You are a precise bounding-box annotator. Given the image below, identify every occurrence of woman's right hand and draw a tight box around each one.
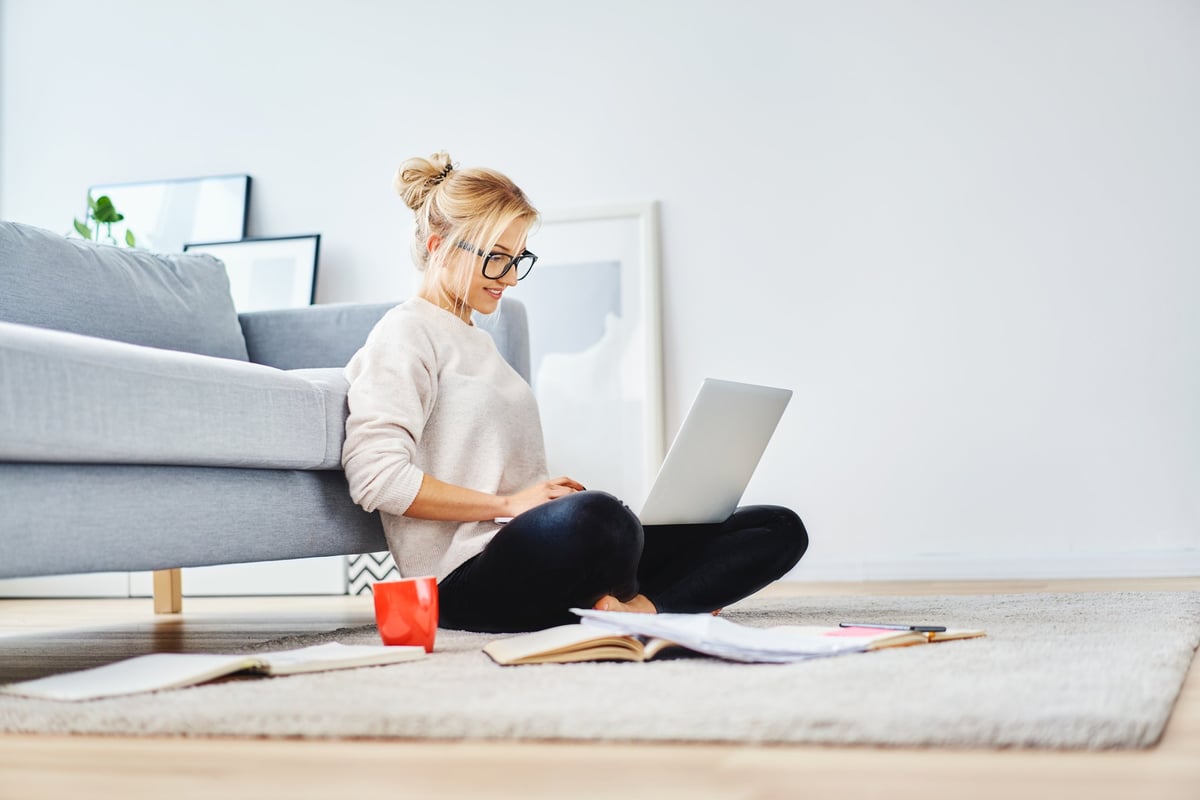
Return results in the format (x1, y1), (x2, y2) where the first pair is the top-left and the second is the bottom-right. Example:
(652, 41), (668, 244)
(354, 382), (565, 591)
(503, 476), (586, 517)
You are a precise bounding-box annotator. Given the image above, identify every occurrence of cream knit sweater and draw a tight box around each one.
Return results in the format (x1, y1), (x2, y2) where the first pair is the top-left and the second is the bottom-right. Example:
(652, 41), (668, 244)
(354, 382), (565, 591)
(341, 297), (548, 581)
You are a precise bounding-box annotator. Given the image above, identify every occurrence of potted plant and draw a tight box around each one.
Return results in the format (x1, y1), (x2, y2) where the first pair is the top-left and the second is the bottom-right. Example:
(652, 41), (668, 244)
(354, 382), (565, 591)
(73, 193), (137, 246)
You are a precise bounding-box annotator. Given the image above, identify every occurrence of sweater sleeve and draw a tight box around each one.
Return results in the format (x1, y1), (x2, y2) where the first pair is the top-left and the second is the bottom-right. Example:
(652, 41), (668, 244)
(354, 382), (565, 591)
(341, 312), (436, 516)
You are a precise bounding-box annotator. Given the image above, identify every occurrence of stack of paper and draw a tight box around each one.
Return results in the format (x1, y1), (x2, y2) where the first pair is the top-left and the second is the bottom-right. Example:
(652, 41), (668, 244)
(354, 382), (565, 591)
(571, 610), (896, 663)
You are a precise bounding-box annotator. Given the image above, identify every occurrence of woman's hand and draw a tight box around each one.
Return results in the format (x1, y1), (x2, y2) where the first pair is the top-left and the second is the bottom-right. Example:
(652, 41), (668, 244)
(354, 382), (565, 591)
(403, 475), (585, 522)
(503, 476), (586, 517)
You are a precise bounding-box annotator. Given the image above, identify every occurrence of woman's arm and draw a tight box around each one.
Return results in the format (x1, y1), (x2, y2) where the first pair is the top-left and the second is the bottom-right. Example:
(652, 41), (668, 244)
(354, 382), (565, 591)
(342, 316), (438, 517)
(405, 475), (586, 521)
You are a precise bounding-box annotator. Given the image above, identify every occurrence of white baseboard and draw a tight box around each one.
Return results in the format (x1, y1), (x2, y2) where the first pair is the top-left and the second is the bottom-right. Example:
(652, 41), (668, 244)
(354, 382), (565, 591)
(0, 557), (349, 599)
(0, 572), (131, 598)
(785, 549), (1200, 582)
(127, 557), (349, 597)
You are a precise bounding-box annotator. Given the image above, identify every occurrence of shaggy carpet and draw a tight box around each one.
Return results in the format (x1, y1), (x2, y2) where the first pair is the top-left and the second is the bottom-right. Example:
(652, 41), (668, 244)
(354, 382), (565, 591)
(1, 591), (1196, 749)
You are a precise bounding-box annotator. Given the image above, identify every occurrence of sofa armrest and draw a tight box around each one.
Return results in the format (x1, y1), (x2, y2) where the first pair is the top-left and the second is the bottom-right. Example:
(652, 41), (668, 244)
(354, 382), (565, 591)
(239, 302), (395, 370)
(239, 298), (533, 382)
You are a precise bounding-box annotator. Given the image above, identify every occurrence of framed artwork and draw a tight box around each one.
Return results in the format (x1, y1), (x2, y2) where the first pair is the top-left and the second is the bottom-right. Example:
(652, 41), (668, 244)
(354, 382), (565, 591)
(86, 174), (251, 252)
(183, 234), (320, 313)
(514, 202), (664, 509)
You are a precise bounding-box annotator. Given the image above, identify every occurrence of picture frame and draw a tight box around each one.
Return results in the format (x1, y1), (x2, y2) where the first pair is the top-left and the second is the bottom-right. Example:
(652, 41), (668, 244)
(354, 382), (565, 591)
(514, 202), (665, 509)
(183, 234), (320, 313)
(86, 174), (251, 253)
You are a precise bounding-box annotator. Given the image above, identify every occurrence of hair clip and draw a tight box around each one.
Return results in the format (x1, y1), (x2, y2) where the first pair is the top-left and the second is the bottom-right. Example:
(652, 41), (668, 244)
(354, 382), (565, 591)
(429, 162), (454, 187)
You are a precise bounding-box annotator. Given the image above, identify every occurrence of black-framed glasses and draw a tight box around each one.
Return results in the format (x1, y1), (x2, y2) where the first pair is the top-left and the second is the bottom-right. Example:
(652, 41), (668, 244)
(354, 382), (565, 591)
(455, 240), (537, 281)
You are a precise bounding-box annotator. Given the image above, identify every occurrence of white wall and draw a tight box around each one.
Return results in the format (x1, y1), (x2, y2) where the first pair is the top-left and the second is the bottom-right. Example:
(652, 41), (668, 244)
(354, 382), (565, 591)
(3, 0), (1197, 580)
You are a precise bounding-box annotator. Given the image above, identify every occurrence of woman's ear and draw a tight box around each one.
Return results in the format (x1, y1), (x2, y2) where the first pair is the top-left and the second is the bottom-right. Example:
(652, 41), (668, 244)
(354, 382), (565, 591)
(426, 234), (443, 255)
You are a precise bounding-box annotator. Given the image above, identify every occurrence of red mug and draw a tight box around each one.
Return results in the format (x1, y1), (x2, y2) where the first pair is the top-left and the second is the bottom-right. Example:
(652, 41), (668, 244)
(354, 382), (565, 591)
(372, 576), (438, 653)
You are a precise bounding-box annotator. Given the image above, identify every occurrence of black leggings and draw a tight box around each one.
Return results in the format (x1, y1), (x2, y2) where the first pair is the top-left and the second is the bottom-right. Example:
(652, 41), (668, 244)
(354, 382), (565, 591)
(437, 491), (808, 633)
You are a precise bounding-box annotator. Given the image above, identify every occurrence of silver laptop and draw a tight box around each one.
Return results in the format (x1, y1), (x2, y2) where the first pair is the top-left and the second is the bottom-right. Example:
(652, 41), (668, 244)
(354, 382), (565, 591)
(638, 378), (792, 526)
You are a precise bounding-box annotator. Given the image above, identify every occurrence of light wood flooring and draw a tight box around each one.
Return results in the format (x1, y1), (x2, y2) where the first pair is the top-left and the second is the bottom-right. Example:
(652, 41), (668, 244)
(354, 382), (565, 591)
(0, 578), (1197, 800)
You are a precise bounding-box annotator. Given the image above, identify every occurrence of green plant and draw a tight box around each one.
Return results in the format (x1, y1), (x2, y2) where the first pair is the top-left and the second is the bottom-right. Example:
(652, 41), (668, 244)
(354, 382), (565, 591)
(73, 193), (137, 246)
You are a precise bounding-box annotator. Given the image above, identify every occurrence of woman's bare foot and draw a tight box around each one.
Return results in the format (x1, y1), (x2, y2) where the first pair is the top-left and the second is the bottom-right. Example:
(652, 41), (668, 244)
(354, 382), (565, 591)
(593, 593), (657, 614)
(712, 608), (723, 616)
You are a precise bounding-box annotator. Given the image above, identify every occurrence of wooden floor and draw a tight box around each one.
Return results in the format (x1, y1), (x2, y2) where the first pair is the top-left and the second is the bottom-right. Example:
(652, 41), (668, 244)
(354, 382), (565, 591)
(0, 578), (1197, 800)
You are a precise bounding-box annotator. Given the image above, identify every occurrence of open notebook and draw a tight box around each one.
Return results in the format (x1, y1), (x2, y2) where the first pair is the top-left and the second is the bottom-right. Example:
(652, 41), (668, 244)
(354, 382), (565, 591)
(483, 611), (986, 665)
(0, 642), (425, 701)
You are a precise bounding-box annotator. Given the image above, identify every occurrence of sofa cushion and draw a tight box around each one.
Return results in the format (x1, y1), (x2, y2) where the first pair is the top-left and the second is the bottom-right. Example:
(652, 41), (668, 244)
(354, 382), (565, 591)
(0, 321), (341, 469)
(239, 303), (395, 369)
(0, 220), (248, 360)
(289, 367), (351, 467)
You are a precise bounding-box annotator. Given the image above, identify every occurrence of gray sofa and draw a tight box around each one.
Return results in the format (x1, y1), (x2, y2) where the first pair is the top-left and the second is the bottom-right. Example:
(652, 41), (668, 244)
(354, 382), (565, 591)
(0, 220), (531, 610)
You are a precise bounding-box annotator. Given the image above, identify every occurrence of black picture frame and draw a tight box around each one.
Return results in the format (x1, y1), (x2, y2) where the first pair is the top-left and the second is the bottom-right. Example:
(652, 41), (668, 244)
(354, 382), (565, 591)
(86, 174), (251, 252)
(184, 234), (320, 313)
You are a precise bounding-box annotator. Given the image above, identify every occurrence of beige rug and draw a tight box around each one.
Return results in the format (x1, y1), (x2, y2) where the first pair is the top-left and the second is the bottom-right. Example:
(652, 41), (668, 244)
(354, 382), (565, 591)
(1, 592), (1196, 749)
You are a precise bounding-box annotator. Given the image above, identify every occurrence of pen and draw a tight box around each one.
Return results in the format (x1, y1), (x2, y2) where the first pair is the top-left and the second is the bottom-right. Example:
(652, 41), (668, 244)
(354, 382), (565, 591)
(839, 622), (947, 632)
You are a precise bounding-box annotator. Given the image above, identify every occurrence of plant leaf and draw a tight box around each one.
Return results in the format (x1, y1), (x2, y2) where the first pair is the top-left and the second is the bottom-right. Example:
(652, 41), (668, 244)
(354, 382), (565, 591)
(125, 229), (136, 247)
(93, 195), (124, 224)
(73, 218), (92, 239)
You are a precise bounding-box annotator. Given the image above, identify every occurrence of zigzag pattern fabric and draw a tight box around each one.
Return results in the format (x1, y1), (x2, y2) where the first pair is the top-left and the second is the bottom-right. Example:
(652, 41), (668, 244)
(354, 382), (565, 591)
(346, 552), (400, 595)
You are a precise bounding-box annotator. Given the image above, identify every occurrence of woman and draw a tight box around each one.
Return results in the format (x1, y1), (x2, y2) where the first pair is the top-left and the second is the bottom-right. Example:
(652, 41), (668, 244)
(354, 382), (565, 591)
(342, 151), (808, 633)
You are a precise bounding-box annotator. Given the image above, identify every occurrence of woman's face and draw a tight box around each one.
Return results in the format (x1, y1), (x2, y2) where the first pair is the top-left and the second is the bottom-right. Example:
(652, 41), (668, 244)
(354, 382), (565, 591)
(435, 217), (529, 322)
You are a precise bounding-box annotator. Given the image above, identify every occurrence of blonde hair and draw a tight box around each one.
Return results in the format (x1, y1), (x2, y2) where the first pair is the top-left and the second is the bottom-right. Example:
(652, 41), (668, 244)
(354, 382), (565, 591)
(395, 151), (538, 298)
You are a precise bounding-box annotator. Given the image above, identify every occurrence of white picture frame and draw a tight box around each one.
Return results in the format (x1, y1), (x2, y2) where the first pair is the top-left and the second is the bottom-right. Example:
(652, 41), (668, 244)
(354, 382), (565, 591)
(87, 174), (250, 252)
(516, 202), (664, 510)
(184, 234), (320, 313)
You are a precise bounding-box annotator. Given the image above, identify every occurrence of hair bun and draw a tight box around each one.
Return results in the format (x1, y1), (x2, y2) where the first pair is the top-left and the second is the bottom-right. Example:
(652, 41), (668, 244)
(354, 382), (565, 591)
(395, 151), (454, 211)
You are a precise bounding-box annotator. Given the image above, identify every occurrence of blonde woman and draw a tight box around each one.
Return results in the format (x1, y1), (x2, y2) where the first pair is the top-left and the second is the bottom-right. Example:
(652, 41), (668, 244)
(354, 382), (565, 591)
(342, 152), (808, 633)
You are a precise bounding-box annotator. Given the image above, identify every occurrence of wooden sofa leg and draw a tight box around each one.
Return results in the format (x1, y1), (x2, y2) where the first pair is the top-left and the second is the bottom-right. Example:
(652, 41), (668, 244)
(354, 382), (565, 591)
(153, 568), (183, 614)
